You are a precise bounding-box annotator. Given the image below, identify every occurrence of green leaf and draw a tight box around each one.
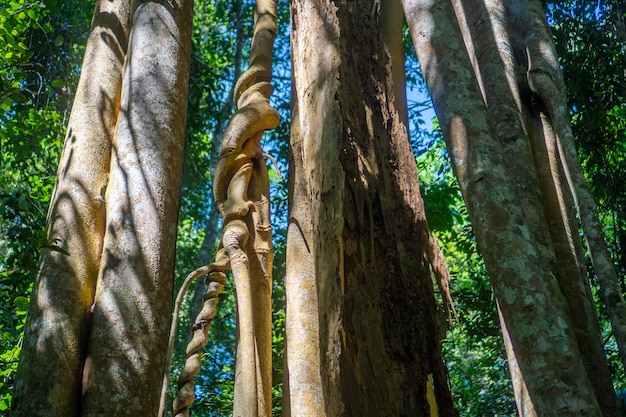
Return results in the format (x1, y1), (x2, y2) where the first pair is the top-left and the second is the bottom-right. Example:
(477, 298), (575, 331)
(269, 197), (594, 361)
(0, 397), (10, 411)
(13, 296), (29, 311)
(1, 97), (13, 110)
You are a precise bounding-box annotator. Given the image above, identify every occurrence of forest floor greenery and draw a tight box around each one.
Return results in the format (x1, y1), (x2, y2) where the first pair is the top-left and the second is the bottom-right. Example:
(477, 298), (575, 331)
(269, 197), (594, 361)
(1, 0), (625, 415)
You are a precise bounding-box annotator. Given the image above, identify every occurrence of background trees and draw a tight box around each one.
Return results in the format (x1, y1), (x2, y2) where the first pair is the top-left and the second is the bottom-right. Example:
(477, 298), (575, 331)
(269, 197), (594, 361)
(2, 0), (625, 415)
(1, 0), (92, 409)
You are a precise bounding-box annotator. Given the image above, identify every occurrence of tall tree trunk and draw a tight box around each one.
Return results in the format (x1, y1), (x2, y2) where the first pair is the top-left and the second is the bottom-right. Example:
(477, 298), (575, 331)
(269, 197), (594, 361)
(80, 0), (193, 414)
(12, 1), (131, 415)
(529, 112), (618, 414)
(403, 0), (607, 414)
(290, 0), (453, 415)
(452, 0), (618, 413)
(507, 0), (626, 375)
(380, 0), (409, 127)
(497, 302), (536, 417)
(283, 65), (326, 417)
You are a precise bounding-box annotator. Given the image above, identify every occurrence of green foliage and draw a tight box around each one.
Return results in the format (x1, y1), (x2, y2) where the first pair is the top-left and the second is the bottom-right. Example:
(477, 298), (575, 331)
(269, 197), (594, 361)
(404, 31), (438, 156)
(416, 130), (516, 415)
(413, 3), (626, 413)
(0, 0), (92, 408)
(2, 0), (625, 415)
(0, 0), (48, 110)
(547, 0), (626, 390)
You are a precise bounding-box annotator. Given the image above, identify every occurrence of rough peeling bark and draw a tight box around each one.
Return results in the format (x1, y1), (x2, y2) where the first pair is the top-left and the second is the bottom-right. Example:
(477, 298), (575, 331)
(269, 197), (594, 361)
(12, 1), (131, 415)
(291, 0), (453, 415)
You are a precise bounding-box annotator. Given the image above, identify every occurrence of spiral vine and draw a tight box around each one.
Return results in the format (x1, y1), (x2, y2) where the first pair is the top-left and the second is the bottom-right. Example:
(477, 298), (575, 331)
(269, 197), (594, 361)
(169, 0), (279, 415)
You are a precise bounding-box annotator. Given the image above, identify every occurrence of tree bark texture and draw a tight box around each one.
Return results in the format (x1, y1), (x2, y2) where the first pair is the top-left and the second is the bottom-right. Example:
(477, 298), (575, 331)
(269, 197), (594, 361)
(283, 71), (326, 416)
(291, 1), (453, 416)
(528, 112), (617, 414)
(380, 0), (409, 128)
(497, 303), (536, 417)
(507, 0), (626, 377)
(80, 0), (193, 415)
(452, 0), (618, 413)
(403, 0), (611, 414)
(12, 1), (131, 415)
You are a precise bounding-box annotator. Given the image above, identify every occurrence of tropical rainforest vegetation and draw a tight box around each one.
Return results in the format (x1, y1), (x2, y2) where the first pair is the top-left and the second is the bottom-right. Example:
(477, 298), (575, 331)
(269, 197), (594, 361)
(1, 0), (625, 415)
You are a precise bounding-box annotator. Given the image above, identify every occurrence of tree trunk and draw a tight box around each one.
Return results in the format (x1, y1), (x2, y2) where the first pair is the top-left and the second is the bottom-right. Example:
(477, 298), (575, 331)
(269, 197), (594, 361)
(529, 112), (618, 414)
(452, 0), (618, 413)
(283, 68), (326, 416)
(497, 302), (536, 417)
(508, 0), (626, 376)
(80, 0), (193, 414)
(403, 0), (607, 414)
(380, 0), (409, 127)
(12, 1), (131, 415)
(290, 1), (453, 415)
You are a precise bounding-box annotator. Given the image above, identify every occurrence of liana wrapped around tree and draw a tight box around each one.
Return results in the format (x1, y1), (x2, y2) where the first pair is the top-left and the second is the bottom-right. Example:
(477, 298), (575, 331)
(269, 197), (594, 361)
(7, 0), (626, 416)
(168, 0), (279, 416)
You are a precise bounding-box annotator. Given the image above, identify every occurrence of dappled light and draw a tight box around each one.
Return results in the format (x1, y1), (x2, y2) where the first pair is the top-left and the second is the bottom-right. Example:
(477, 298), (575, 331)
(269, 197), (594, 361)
(172, 0), (278, 415)
(3, 0), (626, 416)
(82, 1), (193, 415)
(404, 0), (624, 414)
(11, 1), (130, 414)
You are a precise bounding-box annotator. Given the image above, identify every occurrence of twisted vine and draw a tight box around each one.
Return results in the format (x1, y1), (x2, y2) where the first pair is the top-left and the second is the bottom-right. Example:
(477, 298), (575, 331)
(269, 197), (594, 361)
(169, 0), (278, 416)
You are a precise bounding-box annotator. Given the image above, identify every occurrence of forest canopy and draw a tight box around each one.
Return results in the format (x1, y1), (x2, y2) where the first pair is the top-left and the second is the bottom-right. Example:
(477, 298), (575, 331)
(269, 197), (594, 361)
(1, 0), (626, 415)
